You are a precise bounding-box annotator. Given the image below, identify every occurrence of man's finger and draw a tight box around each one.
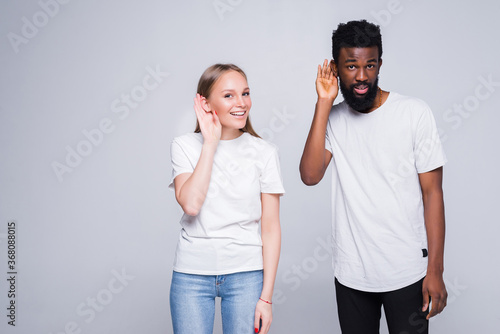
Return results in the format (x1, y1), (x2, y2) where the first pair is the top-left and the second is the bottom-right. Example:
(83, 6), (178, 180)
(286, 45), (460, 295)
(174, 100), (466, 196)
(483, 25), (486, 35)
(422, 288), (429, 312)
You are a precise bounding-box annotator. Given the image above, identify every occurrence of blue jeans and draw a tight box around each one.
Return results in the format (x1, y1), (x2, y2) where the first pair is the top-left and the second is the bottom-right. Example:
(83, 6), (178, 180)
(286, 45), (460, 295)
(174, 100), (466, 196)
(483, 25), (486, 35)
(170, 270), (263, 334)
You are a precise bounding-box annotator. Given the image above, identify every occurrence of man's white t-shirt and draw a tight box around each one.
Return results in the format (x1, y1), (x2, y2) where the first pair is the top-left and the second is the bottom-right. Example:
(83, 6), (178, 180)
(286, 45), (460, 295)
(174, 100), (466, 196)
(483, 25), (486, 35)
(169, 132), (285, 275)
(325, 92), (447, 292)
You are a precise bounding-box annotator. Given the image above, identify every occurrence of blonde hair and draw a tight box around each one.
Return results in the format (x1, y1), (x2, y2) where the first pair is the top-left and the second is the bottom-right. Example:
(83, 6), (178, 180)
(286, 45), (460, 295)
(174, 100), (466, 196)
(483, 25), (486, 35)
(194, 64), (260, 138)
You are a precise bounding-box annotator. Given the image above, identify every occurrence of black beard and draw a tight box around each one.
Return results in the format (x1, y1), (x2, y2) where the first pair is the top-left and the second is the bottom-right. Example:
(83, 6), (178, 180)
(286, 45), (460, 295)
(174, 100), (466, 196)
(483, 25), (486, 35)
(339, 77), (379, 112)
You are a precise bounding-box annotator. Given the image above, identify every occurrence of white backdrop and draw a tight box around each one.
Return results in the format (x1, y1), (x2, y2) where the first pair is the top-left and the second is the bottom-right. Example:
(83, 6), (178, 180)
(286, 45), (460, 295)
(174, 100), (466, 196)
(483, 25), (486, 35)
(1, 0), (499, 333)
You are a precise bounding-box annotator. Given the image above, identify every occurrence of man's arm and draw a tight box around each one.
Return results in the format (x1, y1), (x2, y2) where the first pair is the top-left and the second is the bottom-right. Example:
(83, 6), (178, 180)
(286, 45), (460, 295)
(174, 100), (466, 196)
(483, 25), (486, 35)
(299, 60), (337, 185)
(419, 167), (447, 319)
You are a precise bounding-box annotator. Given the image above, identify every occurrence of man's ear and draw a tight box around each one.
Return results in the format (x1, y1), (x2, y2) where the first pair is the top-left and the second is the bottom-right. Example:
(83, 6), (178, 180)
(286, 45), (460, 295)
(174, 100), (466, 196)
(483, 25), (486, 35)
(378, 58), (383, 71)
(330, 60), (338, 77)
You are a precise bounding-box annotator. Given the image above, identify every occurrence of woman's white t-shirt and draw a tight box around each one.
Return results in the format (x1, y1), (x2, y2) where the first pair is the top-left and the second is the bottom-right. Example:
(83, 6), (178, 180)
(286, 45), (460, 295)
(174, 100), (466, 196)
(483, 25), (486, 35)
(169, 132), (285, 275)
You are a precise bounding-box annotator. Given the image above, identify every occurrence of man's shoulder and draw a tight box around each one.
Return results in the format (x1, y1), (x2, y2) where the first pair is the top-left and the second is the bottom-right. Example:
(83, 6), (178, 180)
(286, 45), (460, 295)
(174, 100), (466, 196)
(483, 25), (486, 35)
(329, 101), (350, 122)
(331, 100), (349, 112)
(389, 92), (430, 110)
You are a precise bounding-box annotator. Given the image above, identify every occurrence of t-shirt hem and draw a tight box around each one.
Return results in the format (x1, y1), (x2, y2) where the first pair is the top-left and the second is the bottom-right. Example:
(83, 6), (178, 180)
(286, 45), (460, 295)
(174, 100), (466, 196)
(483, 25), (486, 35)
(417, 158), (447, 174)
(261, 189), (286, 195)
(168, 170), (194, 189)
(173, 265), (264, 276)
(334, 270), (427, 293)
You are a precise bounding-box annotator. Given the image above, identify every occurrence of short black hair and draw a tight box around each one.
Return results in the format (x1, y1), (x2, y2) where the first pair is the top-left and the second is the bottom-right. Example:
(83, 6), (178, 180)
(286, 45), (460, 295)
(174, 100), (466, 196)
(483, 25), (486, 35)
(332, 20), (382, 64)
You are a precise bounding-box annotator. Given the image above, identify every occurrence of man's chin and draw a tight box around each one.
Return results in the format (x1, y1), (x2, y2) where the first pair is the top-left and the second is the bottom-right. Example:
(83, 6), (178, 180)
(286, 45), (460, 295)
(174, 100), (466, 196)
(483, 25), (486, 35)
(346, 97), (374, 112)
(339, 77), (379, 112)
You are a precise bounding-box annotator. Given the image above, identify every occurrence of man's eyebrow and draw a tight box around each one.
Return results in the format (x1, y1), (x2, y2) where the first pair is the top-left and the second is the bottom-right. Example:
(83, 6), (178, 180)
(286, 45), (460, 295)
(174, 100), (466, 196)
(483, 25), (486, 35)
(344, 58), (377, 63)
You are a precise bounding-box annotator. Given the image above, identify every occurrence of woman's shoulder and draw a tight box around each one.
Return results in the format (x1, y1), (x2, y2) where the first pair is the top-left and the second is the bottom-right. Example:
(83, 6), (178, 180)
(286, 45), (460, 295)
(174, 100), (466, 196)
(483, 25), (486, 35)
(240, 133), (279, 158)
(172, 132), (203, 147)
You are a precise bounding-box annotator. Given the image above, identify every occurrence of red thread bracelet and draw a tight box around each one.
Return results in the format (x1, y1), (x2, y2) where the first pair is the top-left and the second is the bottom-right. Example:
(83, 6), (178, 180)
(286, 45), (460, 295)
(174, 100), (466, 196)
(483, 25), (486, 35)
(259, 298), (272, 304)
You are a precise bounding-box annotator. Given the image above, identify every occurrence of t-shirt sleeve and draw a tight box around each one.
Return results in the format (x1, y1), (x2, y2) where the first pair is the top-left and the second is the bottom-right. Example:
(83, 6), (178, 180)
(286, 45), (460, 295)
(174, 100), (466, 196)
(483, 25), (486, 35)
(260, 147), (285, 195)
(169, 139), (195, 190)
(414, 104), (447, 173)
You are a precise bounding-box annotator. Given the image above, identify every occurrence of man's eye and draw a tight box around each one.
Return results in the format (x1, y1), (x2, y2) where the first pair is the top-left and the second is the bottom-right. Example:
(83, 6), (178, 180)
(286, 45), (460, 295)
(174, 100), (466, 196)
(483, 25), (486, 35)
(347, 65), (355, 70)
(367, 64), (375, 69)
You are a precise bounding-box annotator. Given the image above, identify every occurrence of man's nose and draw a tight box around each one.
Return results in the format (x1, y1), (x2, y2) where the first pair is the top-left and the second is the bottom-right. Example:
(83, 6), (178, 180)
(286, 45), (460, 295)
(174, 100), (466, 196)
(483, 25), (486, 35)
(356, 68), (367, 81)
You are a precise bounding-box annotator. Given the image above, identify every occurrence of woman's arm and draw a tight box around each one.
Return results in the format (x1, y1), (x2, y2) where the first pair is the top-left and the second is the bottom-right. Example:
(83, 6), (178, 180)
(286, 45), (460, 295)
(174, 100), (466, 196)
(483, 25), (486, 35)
(174, 94), (221, 216)
(254, 193), (281, 334)
(174, 143), (217, 216)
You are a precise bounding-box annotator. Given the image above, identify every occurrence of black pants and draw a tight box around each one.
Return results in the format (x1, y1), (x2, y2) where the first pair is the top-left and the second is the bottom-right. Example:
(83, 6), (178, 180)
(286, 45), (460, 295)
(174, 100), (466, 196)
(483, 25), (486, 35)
(335, 277), (429, 334)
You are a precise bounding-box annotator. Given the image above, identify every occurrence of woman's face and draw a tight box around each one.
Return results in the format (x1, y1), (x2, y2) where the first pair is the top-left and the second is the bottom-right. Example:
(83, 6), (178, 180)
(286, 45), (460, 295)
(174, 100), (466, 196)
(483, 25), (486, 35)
(205, 70), (251, 139)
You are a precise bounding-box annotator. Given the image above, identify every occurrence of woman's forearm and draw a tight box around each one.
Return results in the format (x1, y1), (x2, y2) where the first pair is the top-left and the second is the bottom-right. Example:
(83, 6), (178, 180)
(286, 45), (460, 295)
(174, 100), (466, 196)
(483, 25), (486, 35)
(175, 142), (218, 216)
(260, 193), (281, 301)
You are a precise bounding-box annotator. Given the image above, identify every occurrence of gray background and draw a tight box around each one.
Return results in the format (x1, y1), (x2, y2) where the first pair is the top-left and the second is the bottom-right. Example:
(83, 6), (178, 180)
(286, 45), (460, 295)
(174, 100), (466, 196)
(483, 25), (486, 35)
(1, 0), (499, 333)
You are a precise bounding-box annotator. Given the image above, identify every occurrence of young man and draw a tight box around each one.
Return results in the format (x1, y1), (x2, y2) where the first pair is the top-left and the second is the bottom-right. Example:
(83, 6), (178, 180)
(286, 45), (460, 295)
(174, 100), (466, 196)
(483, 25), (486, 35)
(299, 20), (447, 333)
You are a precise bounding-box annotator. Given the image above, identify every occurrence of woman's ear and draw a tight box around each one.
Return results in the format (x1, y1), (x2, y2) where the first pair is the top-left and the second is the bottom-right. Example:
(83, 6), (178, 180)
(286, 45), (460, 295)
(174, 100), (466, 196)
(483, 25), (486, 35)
(200, 95), (211, 112)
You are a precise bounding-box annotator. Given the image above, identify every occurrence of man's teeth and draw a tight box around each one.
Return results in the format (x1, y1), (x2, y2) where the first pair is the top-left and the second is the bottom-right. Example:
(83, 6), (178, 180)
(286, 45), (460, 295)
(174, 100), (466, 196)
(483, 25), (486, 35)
(230, 111), (245, 116)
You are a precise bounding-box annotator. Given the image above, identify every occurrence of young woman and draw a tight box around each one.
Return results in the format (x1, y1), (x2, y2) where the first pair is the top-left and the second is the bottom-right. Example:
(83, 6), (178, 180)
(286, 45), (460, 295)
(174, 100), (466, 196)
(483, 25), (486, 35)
(169, 64), (284, 334)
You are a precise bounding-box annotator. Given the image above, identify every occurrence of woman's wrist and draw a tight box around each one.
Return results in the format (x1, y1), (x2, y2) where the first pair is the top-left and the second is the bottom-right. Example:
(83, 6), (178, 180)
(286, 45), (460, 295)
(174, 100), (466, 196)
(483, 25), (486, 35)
(259, 288), (273, 304)
(202, 141), (218, 152)
(259, 297), (272, 305)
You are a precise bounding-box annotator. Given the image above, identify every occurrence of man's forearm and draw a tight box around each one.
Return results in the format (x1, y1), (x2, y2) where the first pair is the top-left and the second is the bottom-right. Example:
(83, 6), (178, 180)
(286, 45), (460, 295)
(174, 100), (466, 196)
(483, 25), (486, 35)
(299, 98), (334, 185)
(424, 189), (445, 273)
(419, 168), (446, 273)
(421, 175), (448, 318)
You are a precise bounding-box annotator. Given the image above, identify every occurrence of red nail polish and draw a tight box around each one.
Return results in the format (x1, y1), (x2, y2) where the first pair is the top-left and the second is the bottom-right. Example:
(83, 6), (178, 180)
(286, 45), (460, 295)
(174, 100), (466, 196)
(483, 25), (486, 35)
(255, 328), (258, 333)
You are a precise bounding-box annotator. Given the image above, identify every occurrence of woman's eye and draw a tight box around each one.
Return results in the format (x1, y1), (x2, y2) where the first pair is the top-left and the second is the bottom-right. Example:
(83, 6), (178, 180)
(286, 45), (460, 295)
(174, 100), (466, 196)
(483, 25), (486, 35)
(243, 92), (250, 96)
(224, 94), (232, 98)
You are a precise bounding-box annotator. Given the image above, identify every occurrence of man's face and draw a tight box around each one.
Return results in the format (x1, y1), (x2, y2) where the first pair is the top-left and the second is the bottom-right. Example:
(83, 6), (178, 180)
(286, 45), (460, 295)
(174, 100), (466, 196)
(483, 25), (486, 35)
(335, 46), (382, 112)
